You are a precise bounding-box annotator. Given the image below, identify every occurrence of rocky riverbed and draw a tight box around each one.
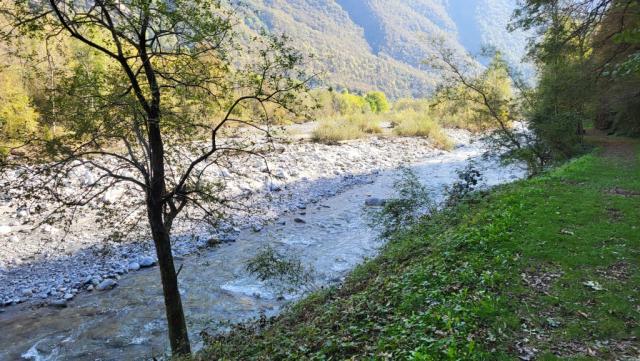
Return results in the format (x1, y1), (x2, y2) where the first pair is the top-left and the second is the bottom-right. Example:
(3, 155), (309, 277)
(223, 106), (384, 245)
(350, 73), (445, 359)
(0, 129), (476, 307)
(0, 128), (526, 360)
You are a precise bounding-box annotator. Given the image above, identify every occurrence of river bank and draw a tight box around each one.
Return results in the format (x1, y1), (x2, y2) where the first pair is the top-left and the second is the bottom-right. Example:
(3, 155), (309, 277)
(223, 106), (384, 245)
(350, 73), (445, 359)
(194, 135), (640, 360)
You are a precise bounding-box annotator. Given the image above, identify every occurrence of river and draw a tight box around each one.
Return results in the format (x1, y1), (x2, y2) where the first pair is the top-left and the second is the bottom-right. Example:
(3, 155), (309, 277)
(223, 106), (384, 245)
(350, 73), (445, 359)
(0, 139), (524, 360)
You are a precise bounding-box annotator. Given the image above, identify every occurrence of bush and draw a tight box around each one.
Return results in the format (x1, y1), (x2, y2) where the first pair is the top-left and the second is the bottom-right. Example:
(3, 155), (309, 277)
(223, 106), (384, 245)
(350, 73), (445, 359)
(246, 246), (315, 295)
(347, 113), (382, 134)
(391, 110), (453, 150)
(364, 91), (390, 113)
(311, 119), (367, 143)
(444, 164), (483, 207)
(367, 167), (435, 238)
(392, 98), (432, 113)
(311, 114), (382, 143)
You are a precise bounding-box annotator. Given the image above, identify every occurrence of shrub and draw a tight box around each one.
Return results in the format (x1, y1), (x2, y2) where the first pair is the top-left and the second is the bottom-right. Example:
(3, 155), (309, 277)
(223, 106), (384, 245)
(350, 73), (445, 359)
(391, 110), (453, 150)
(367, 167), (435, 238)
(444, 164), (483, 207)
(246, 246), (315, 295)
(392, 98), (432, 113)
(311, 119), (366, 143)
(347, 113), (382, 134)
(337, 91), (370, 115)
(364, 91), (390, 113)
(311, 113), (383, 143)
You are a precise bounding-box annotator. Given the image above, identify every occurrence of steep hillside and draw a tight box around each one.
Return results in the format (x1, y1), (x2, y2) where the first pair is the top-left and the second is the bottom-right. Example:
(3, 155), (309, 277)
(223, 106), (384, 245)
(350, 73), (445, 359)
(238, 0), (530, 98)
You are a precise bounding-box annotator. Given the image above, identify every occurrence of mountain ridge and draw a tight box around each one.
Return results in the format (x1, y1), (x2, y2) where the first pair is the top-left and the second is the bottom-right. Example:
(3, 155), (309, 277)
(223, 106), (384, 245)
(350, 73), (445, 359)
(238, 0), (528, 98)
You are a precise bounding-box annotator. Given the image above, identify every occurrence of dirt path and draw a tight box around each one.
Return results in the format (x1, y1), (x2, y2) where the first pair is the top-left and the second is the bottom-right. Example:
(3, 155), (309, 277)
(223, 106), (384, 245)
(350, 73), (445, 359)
(584, 129), (638, 162)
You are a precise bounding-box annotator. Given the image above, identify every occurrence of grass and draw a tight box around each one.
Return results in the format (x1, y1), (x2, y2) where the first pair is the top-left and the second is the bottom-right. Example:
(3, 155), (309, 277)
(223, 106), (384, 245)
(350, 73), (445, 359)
(391, 110), (454, 150)
(311, 114), (381, 144)
(193, 135), (640, 360)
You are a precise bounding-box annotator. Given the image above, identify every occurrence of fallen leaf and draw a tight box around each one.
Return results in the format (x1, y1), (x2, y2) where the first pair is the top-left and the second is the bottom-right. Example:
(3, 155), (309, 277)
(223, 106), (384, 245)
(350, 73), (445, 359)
(583, 280), (605, 291)
(577, 311), (590, 318)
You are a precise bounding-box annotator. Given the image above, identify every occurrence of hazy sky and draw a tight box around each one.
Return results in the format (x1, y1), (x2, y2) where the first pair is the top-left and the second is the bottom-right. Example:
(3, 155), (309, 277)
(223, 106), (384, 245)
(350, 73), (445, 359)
(447, 0), (534, 76)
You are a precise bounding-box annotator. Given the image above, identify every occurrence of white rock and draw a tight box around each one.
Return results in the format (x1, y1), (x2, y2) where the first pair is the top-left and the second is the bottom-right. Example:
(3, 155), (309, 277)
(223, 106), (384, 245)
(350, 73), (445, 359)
(0, 225), (11, 235)
(138, 256), (155, 268)
(96, 279), (117, 291)
(128, 262), (141, 271)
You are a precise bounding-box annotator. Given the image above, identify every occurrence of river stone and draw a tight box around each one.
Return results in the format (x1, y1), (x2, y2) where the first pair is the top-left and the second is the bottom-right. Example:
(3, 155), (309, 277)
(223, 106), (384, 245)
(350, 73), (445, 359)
(293, 217), (306, 224)
(0, 225), (11, 235)
(138, 257), (155, 268)
(96, 279), (117, 291)
(219, 234), (238, 243)
(20, 288), (33, 297)
(128, 262), (141, 271)
(49, 299), (67, 308)
(365, 198), (387, 207)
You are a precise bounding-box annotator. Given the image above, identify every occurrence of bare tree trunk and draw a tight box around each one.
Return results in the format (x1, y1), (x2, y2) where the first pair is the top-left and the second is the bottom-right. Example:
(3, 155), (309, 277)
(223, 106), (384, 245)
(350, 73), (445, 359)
(147, 108), (191, 355)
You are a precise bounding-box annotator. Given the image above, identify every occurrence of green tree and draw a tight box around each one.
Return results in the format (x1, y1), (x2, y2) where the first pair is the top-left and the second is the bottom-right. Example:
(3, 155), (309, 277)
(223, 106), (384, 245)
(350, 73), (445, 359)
(365, 91), (390, 113)
(1, 0), (311, 355)
(0, 66), (39, 142)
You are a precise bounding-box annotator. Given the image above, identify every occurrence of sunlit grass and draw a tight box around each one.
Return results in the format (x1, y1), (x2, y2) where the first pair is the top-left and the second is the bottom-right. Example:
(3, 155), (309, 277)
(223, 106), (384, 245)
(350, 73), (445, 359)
(391, 110), (453, 150)
(311, 114), (382, 144)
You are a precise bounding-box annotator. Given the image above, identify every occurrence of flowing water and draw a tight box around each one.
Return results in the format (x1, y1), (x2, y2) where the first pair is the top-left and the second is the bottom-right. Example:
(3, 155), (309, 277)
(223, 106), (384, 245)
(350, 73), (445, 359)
(0, 141), (524, 361)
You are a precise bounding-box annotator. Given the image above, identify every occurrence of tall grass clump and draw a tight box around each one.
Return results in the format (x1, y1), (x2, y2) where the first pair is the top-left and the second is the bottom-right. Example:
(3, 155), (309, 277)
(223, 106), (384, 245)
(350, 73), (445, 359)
(391, 110), (453, 150)
(347, 113), (382, 134)
(311, 119), (366, 144)
(311, 114), (382, 144)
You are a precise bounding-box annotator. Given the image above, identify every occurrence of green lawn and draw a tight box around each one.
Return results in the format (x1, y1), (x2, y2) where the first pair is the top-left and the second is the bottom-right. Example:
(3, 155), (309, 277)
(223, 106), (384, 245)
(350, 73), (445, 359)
(194, 137), (640, 360)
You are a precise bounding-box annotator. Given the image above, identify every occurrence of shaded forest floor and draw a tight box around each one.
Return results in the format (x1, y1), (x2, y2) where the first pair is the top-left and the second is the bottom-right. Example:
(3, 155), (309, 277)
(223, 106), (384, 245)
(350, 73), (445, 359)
(191, 135), (640, 360)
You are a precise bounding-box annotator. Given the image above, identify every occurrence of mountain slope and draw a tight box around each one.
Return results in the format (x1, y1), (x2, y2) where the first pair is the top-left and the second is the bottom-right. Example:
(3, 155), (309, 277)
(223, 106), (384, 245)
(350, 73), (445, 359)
(238, 0), (529, 98)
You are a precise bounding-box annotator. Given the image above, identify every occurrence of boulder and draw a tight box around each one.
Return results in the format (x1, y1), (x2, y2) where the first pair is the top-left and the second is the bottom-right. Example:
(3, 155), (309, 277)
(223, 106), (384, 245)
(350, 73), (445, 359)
(96, 279), (117, 291)
(138, 257), (155, 268)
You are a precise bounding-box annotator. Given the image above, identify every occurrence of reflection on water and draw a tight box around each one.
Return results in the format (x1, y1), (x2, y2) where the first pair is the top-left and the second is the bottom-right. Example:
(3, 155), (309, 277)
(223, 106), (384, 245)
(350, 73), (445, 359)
(0, 142), (524, 360)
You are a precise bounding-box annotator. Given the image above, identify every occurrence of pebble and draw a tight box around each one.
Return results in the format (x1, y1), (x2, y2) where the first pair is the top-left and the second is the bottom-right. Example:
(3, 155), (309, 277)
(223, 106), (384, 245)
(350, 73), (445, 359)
(49, 299), (67, 308)
(365, 197), (387, 207)
(128, 262), (141, 271)
(293, 218), (306, 224)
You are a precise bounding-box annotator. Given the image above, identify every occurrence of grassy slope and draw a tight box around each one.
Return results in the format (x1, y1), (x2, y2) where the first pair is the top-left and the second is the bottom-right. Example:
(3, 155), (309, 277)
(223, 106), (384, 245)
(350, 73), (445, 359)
(196, 136), (640, 360)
